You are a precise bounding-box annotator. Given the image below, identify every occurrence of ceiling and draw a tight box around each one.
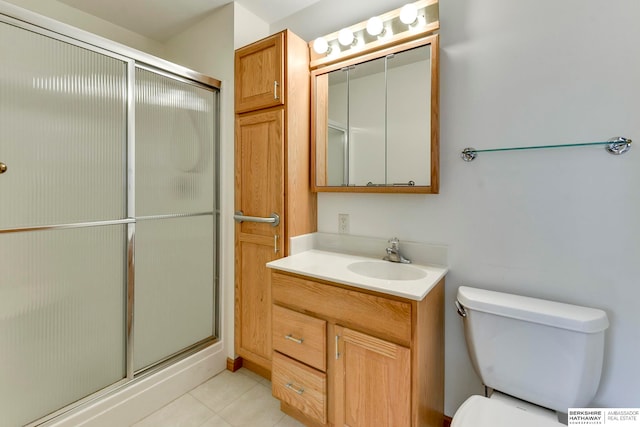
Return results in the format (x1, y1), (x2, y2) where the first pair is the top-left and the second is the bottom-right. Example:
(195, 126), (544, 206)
(56, 0), (322, 41)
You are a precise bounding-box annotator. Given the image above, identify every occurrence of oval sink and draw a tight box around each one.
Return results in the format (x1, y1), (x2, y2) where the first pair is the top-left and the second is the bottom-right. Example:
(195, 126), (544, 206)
(347, 261), (427, 281)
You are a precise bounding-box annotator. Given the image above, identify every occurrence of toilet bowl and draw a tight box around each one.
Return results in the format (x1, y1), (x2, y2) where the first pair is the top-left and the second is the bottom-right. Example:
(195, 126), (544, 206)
(452, 393), (563, 427)
(452, 286), (609, 426)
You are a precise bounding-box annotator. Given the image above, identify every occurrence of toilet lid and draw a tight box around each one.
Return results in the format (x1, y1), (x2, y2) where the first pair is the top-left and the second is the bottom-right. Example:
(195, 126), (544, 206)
(451, 395), (564, 427)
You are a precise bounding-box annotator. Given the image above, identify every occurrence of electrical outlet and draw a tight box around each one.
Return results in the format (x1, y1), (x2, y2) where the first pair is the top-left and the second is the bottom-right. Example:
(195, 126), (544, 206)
(338, 213), (350, 234)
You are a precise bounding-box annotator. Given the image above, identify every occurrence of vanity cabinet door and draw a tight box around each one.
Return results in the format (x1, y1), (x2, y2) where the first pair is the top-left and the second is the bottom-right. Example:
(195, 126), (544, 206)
(235, 32), (284, 113)
(334, 326), (411, 427)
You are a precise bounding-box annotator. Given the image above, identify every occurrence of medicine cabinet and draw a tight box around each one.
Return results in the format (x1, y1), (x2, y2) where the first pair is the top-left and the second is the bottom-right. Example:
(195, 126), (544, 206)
(312, 34), (438, 193)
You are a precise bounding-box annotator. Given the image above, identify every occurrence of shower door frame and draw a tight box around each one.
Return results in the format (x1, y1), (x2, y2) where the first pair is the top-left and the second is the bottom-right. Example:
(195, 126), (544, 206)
(0, 5), (221, 426)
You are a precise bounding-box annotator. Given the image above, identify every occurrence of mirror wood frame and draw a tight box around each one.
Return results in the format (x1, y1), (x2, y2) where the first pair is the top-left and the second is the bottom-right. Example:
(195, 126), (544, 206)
(311, 34), (439, 194)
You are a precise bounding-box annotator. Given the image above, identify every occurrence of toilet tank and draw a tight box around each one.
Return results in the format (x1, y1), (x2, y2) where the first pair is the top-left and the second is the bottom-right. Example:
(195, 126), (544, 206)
(457, 286), (609, 413)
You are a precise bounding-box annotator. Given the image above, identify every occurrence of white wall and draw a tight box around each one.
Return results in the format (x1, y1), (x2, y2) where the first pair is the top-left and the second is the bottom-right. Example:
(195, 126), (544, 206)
(277, 0), (640, 417)
(233, 2), (269, 50)
(1, 0), (165, 56)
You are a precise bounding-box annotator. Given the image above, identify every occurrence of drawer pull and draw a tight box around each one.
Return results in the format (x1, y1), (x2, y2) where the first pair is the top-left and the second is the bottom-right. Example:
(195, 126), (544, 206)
(285, 382), (305, 395)
(285, 334), (304, 344)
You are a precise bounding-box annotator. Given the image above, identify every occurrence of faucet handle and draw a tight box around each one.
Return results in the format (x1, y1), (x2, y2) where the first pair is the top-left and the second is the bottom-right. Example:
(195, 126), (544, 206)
(388, 237), (400, 249)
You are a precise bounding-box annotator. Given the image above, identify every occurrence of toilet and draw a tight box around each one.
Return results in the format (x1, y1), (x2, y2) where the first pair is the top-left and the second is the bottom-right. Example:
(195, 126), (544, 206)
(452, 286), (609, 426)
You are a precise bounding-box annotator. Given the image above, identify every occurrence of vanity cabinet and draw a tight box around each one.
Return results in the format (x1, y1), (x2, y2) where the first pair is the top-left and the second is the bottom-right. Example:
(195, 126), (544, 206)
(234, 30), (316, 376)
(270, 270), (444, 427)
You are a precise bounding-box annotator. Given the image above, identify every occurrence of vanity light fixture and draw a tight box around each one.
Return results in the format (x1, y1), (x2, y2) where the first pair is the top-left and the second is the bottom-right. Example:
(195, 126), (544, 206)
(313, 36), (330, 54)
(337, 28), (355, 46)
(308, 0), (439, 68)
(400, 3), (419, 25)
(366, 16), (385, 37)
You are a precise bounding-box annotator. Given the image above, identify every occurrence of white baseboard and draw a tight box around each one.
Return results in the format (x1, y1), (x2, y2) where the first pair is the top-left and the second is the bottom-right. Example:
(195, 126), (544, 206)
(45, 342), (227, 427)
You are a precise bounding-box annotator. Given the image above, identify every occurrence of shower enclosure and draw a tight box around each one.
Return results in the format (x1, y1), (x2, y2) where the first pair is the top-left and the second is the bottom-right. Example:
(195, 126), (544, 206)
(0, 9), (219, 427)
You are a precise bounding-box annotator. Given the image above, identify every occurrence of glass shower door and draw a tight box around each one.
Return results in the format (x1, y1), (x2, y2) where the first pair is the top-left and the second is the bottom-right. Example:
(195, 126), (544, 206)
(133, 66), (217, 372)
(0, 21), (127, 427)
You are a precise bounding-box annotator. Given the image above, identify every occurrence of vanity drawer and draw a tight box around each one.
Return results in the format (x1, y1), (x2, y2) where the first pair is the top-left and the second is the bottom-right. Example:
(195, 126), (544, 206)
(272, 352), (327, 424)
(273, 305), (327, 371)
(272, 272), (412, 346)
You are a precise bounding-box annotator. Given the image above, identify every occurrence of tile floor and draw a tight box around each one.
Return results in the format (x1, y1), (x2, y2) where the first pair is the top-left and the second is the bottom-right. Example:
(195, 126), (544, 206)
(131, 368), (305, 427)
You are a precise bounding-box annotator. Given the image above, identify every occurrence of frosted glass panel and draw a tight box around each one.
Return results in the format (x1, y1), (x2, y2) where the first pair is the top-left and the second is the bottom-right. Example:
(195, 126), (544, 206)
(0, 226), (126, 427)
(136, 67), (216, 216)
(133, 216), (214, 371)
(0, 22), (127, 229)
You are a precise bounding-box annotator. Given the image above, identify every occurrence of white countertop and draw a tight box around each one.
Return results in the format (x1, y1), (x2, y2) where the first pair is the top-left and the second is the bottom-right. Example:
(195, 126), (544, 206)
(267, 250), (448, 301)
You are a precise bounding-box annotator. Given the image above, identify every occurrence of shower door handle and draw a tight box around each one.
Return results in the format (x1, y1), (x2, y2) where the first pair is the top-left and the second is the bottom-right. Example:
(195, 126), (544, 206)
(233, 211), (280, 227)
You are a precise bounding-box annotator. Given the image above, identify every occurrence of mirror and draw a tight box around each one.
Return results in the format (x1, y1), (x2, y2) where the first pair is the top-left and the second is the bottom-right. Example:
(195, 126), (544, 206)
(312, 35), (439, 193)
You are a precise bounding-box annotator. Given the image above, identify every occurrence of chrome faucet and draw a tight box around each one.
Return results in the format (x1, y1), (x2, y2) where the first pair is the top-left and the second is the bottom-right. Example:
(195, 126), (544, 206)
(383, 237), (411, 264)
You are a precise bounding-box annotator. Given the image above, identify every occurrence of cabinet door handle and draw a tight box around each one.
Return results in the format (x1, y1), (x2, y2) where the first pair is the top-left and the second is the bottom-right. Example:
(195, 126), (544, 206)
(335, 334), (341, 359)
(274, 81), (279, 100)
(285, 382), (304, 395)
(285, 334), (304, 344)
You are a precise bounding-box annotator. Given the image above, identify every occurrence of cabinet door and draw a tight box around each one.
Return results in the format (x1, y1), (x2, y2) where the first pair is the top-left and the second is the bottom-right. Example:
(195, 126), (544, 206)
(335, 326), (411, 427)
(235, 108), (284, 370)
(235, 32), (284, 113)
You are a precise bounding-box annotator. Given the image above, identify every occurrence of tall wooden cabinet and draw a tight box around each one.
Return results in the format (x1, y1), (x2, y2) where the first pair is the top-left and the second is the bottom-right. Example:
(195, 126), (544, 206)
(234, 30), (316, 376)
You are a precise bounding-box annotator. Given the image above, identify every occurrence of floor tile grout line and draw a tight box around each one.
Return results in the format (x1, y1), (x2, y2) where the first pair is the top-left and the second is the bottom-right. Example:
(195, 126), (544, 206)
(188, 390), (223, 416)
(133, 369), (292, 427)
(130, 393), (216, 427)
(199, 381), (266, 426)
(188, 370), (260, 414)
(213, 381), (286, 427)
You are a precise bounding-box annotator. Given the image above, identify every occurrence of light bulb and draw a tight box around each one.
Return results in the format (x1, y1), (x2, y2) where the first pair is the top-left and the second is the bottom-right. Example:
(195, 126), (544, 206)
(400, 3), (418, 25)
(366, 16), (384, 36)
(313, 37), (329, 54)
(338, 28), (354, 46)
